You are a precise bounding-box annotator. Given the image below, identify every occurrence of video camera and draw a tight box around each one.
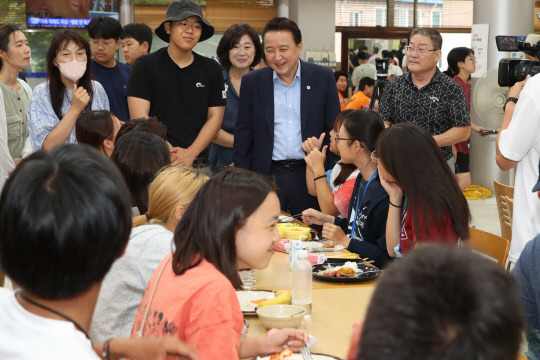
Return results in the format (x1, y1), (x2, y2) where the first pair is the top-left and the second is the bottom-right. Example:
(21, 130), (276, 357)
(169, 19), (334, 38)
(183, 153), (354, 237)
(496, 35), (540, 87)
(375, 58), (389, 81)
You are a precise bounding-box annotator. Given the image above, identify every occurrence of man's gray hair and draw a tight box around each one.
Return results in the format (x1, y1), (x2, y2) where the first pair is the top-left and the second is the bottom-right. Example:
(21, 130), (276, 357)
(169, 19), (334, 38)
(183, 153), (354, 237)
(410, 28), (442, 50)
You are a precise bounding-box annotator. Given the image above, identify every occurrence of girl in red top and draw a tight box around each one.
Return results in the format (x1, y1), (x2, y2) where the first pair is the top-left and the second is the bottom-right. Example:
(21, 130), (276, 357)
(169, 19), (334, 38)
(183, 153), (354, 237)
(131, 168), (307, 360)
(375, 123), (471, 257)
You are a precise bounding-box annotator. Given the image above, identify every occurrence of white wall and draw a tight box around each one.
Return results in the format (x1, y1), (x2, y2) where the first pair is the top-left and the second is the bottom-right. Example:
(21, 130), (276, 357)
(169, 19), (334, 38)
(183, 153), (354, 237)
(289, 0), (336, 59)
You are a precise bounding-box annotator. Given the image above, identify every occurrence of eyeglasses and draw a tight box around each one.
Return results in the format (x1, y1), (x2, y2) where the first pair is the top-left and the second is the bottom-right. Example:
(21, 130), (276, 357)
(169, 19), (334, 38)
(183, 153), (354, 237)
(370, 150), (378, 163)
(335, 134), (355, 143)
(405, 46), (438, 55)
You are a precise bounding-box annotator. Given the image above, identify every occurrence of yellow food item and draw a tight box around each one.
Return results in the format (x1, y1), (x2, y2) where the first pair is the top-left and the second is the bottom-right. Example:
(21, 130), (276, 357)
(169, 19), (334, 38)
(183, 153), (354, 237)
(337, 266), (356, 277)
(257, 290), (292, 308)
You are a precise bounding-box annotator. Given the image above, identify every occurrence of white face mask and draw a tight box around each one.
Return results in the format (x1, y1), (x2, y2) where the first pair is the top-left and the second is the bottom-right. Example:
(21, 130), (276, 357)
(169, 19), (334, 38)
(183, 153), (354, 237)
(57, 59), (87, 82)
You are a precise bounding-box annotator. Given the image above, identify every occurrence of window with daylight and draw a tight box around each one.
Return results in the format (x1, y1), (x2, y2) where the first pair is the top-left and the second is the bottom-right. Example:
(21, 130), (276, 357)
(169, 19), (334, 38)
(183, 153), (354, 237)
(350, 11), (362, 26)
(375, 7), (386, 26)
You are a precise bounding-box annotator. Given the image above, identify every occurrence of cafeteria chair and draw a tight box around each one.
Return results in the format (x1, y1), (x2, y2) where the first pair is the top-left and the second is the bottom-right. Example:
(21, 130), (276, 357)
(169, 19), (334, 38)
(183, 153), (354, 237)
(493, 181), (514, 242)
(468, 227), (510, 268)
(506, 195), (513, 220)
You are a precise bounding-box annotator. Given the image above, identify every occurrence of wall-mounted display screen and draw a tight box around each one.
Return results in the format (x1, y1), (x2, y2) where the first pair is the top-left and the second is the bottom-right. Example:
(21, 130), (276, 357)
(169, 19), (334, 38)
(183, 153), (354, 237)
(26, 0), (119, 28)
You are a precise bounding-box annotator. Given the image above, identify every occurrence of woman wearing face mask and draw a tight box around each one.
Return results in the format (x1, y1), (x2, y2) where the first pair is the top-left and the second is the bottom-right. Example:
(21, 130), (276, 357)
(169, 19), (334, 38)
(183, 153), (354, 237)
(28, 30), (109, 151)
(209, 23), (262, 173)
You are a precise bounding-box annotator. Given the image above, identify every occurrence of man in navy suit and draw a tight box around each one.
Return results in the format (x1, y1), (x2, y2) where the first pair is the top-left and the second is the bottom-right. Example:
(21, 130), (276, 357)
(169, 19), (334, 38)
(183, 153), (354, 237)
(234, 17), (340, 215)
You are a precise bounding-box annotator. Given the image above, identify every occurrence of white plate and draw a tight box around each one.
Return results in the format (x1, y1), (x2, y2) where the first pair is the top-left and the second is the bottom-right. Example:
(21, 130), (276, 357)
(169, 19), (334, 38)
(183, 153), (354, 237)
(309, 241), (345, 252)
(236, 290), (275, 315)
(255, 353), (341, 360)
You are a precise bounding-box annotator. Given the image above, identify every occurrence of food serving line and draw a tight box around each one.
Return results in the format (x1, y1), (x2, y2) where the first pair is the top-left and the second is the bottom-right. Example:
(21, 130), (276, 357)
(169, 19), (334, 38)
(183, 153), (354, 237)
(242, 215), (381, 359)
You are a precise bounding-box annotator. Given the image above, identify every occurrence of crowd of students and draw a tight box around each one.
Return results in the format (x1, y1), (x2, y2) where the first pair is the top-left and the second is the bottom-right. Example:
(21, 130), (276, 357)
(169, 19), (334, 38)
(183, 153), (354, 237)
(0, 0), (536, 358)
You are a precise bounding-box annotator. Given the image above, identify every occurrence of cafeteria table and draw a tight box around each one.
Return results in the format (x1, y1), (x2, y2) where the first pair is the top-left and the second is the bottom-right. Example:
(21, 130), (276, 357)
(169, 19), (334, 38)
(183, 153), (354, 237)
(244, 250), (379, 359)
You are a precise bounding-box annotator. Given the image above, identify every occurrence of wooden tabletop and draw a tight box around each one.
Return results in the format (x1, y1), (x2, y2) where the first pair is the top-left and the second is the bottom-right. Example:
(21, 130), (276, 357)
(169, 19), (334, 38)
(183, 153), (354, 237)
(245, 250), (378, 359)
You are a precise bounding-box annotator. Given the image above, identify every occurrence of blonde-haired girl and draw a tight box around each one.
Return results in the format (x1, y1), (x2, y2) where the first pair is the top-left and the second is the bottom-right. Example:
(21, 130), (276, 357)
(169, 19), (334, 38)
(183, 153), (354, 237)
(90, 166), (208, 343)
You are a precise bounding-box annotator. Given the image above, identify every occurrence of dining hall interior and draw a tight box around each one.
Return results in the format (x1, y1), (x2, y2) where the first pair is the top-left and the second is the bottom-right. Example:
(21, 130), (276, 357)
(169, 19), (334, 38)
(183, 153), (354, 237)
(0, 0), (539, 359)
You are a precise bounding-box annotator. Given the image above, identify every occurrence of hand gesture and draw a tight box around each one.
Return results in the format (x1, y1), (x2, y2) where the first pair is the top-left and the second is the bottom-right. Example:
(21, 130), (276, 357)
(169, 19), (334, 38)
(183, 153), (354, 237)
(264, 328), (308, 353)
(322, 223), (349, 245)
(508, 74), (531, 99)
(302, 208), (329, 226)
(379, 174), (403, 205)
(304, 145), (327, 174)
(71, 84), (90, 112)
(170, 147), (196, 168)
(302, 133), (325, 155)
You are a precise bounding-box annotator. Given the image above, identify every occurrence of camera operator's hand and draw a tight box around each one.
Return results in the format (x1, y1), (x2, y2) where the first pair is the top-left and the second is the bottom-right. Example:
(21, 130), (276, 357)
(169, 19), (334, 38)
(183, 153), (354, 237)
(508, 75), (531, 99)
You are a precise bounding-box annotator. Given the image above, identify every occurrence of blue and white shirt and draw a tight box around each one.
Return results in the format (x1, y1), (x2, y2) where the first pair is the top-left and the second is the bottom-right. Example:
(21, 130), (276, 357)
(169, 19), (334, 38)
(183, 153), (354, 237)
(28, 80), (109, 150)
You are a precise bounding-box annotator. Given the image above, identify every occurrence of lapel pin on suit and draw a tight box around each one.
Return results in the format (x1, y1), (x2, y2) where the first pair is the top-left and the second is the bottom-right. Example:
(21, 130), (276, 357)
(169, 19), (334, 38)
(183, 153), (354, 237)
(307, 86), (311, 90)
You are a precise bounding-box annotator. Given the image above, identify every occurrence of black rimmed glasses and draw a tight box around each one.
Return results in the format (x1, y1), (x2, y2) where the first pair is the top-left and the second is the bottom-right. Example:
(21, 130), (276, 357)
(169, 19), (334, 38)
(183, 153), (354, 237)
(335, 134), (355, 143)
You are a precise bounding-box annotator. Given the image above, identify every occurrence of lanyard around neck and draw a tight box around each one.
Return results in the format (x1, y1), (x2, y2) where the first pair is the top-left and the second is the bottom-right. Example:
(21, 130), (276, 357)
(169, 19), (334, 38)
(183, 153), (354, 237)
(350, 170), (377, 239)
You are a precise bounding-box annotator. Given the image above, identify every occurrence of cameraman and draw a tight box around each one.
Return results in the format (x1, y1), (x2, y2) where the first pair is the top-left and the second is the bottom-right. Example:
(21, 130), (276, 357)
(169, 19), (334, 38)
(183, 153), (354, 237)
(378, 28), (470, 172)
(496, 33), (540, 264)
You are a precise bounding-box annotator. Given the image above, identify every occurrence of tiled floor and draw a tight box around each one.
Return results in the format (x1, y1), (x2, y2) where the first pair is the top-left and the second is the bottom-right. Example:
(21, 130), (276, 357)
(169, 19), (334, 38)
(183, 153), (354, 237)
(468, 196), (501, 236)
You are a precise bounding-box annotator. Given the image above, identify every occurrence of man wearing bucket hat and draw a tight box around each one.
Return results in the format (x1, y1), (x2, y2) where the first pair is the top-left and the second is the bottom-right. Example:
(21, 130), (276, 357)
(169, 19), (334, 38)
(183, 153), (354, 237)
(127, 0), (225, 169)
(496, 33), (540, 264)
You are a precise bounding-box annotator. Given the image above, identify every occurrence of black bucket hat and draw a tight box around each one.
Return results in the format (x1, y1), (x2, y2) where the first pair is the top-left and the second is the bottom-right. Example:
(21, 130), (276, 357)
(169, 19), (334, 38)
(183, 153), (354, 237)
(155, 0), (214, 43)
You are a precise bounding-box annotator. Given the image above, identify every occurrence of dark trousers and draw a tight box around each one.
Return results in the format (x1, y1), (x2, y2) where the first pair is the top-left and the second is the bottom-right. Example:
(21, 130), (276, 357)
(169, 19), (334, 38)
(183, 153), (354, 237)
(270, 163), (319, 216)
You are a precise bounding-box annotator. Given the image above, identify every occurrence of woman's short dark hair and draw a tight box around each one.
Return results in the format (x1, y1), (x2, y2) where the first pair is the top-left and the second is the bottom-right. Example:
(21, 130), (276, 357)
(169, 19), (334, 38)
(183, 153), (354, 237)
(446, 47), (474, 77)
(88, 16), (122, 40)
(111, 131), (171, 215)
(75, 110), (116, 151)
(115, 117), (167, 143)
(375, 123), (470, 240)
(121, 23), (153, 51)
(172, 168), (276, 290)
(358, 246), (524, 360)
(0, 24), (20, 71)
(0, 144), (132, 300)
(217, 23), (262, 71)
(46, 30), (93, 120)
(262, 17), (302, 45)
(341, 109), (385, 152)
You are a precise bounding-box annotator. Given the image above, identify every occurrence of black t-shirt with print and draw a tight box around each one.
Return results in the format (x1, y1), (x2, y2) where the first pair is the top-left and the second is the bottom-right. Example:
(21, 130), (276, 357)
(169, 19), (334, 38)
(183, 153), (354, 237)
(378, 68), (470, 160)
(127, 48), (226, 153)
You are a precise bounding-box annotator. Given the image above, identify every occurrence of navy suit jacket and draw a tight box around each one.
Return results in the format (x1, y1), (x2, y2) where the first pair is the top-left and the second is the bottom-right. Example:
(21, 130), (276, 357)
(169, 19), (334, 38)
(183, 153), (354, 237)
(234, 60), (341, 174)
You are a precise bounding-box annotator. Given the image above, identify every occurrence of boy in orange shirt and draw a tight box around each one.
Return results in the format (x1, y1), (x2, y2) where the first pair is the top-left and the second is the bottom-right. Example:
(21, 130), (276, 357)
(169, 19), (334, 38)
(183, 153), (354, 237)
(346, 77), (374, 110)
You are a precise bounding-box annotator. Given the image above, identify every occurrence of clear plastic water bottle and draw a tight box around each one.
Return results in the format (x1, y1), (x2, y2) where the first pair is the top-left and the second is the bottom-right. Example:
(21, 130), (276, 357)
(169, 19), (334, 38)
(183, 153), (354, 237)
(292, 250), (312, 315)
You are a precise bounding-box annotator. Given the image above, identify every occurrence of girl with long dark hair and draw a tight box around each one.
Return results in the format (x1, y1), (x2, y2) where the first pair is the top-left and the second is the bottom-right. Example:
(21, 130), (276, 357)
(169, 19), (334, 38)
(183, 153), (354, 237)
(376, 123), (471, 257)
(303, 109), (390, 268)
(131, 168), (307, 359)
(0, 24), (32, 161)
(28, 30), (109, 151)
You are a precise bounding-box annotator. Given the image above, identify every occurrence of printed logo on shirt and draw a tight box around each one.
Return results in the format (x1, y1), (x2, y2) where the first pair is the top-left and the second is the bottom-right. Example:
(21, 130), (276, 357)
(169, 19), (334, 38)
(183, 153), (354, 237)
(429, 96), (439, 102)
(196, 82), (205, 88)
(223, 83), (228, 99)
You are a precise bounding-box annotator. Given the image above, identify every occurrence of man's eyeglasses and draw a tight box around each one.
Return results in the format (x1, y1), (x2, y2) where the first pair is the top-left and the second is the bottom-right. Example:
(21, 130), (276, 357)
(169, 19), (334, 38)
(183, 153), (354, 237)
(405, 46), (438, 55)
(335, 134), (355, 143)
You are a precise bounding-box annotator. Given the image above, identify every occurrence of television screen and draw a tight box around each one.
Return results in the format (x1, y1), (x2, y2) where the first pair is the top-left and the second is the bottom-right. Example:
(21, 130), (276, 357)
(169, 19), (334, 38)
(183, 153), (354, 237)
(26, 0), (119, 28)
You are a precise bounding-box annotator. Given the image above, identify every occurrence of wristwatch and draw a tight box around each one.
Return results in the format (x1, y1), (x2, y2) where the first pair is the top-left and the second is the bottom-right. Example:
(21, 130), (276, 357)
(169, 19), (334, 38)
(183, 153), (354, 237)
(503, 97), (518, 111)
